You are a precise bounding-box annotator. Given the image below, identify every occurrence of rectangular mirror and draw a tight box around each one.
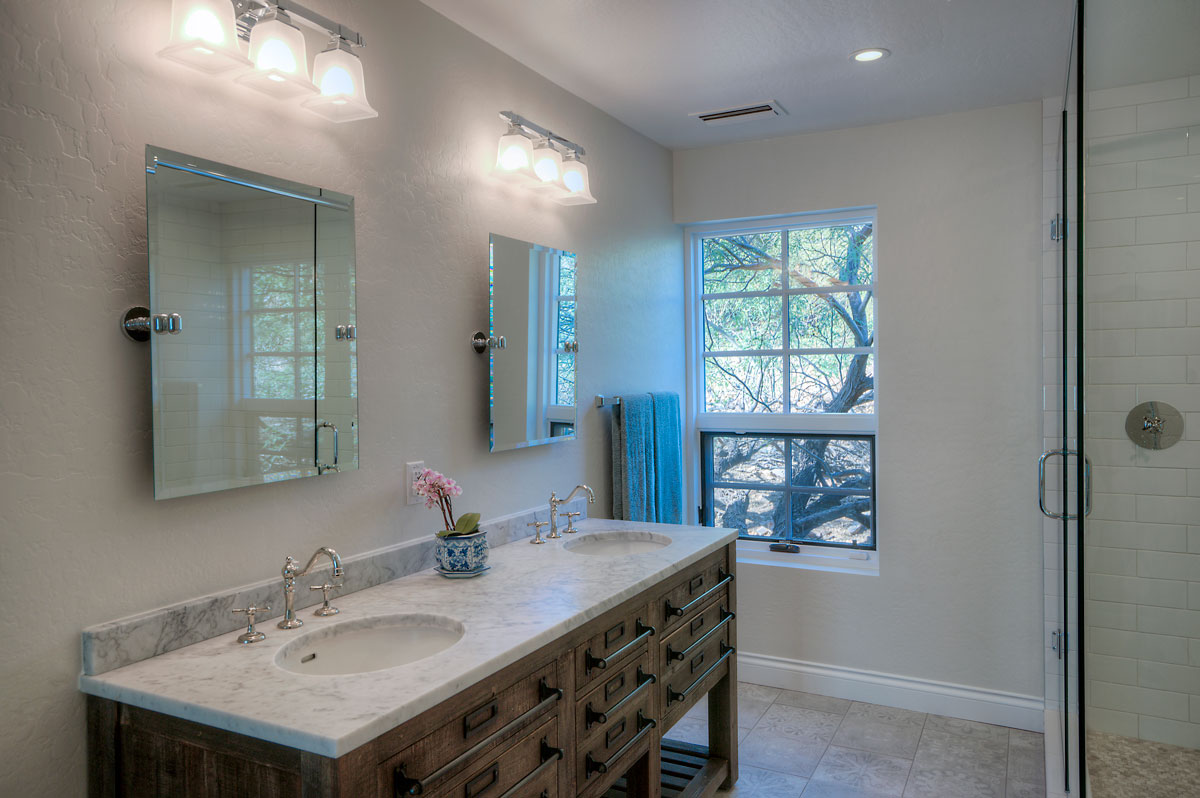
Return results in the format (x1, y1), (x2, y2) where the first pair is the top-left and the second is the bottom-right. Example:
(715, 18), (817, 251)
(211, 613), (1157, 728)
(488, 234), (577, 452)
(147, 146), (358, 499)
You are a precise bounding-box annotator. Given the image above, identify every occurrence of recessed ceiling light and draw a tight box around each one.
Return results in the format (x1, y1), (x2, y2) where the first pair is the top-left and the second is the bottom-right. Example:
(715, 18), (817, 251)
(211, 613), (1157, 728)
(851, 48), (890, 62)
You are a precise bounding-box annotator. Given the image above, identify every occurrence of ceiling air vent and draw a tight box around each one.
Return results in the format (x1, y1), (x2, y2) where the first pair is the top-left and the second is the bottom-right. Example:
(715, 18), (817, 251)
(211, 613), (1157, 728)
(691, 100), (787, 126)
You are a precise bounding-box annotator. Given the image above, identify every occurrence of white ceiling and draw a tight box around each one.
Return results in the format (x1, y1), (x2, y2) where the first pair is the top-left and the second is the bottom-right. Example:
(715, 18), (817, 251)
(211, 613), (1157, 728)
(418, 0), (1076, 149)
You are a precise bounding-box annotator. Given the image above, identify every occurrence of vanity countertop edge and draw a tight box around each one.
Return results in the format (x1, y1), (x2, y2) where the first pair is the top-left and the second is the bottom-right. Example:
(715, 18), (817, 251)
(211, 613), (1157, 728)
(78, 519), (736, 758)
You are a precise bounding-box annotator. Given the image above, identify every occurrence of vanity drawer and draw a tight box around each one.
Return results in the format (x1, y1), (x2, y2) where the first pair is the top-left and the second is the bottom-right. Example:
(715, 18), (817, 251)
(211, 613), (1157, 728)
(575, 647), (655, 746)
(429, 715), (562, 798)
(660, 595), (734, 680)
(386, 661), (562, 796)
(574, 687), (655, 792)
(574, 602), (655, 690)
(658, 551), (731, 636)
(662, 623), (734, 723)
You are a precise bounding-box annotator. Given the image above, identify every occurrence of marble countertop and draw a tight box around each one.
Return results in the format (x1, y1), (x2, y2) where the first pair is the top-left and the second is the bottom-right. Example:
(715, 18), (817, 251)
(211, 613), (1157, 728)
(79, 519), (735, 758)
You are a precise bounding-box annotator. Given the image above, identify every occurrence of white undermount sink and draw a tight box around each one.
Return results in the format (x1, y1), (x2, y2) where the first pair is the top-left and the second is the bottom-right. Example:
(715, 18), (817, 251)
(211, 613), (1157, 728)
(562, 531), (673, 556)
(274, 614), (464, 676)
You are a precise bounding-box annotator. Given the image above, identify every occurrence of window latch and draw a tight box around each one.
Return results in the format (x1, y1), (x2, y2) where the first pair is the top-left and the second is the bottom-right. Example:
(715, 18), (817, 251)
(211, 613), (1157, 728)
(769, 542), (800, 553)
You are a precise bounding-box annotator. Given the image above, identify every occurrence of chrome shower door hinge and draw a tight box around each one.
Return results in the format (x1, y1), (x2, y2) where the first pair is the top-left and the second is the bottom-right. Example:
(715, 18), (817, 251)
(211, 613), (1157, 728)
(1050, 214), (1067, 241)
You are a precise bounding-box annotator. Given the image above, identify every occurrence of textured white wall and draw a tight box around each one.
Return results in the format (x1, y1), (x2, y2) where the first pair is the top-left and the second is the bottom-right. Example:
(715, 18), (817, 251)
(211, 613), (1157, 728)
(673, 103), (1046, 697)
(0, 1), (681, 794)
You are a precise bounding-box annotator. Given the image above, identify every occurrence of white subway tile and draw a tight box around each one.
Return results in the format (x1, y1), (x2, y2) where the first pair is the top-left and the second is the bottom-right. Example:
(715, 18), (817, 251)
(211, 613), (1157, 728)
(1086, 384), (1137, 411)
(1136, 328), (1200, 356)
(1087, 355), (1187, 384)
(1190, 581), (1200, 610)
(1091, 161), (1139, 193)
(1138, 660), (1200, 694)
(1085, 272), (1136, 301)
(1193, 637), (1200, 665)
(1087, 520), (1187, 552)
(1191, 242), (1200, 270)
(1091, 78), (1189, 111)
(1192, 356), (1200, 383)
(1087, 599), (1138, 631)
(1088, 105), (1138, 139)
(1138, 551), (1200, 582)
(1194, 694), (1200, 723)
(1090, 628), (1189, 664)
(1194, 77), (1200, 98)
(1088, 545), (1138, 576)
(1138, 97), (1200, 133)
(1139, 716), (1200, 748)
(1138, 384), (1200, 413)
(1090, 680), (1190, 720)
(1089, 129), (1190, 165)
(1087, 300), (1186, 329)
(1088, 243), (1186, 274)
(1091, 573), (1189, 608)
(1092, 491), (1138, 521)
(1136, 212), (1200, 244)
(1088, 707), (1140, 737)
(1136, 153), (1200, 188)
(1088, 653), (1139, 685)
(1087, 329), (1136, 357)
(1090, 186), (1188, 221)
(1192, 299), (1200, 325)
(1092, 218), (1137, 247)
(1191, 184), (1200, 212)
(1136, 495), (1200, 525)
(1093, 465), (1187, 495)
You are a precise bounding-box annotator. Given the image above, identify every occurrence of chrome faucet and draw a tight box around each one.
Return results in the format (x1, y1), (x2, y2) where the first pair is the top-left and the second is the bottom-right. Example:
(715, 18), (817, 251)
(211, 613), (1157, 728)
(548, 484), (595, 538)
(278, 547), (344, 630)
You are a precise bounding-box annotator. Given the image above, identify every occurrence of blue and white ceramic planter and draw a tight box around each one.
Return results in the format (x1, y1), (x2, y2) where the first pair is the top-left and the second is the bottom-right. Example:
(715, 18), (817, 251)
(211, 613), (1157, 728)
(435, 530), (489, 572)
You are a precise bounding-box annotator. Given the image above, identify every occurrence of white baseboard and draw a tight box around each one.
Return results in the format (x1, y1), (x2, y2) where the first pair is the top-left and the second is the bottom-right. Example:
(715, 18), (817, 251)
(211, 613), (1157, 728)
(738, 651), (1045, 732)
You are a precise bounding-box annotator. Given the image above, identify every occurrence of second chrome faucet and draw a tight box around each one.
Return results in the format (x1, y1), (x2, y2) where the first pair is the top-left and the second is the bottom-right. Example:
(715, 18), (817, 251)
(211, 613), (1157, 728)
(278, 547), (344, 629)
(547, 484), (595, 539)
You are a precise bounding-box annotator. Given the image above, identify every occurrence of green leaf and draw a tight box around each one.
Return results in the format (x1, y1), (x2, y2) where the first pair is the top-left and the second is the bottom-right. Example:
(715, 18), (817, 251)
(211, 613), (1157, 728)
(454, 513), (481, 533)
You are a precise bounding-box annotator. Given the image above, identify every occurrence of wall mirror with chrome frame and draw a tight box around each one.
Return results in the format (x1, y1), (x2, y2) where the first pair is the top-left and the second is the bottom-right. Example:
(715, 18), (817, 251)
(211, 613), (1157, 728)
(144, 146), (358, 499)
(487, 233), (577, 452)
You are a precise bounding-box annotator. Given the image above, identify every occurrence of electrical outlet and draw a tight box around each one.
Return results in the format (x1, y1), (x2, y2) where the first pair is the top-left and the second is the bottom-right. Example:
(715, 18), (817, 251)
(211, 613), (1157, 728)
(406, 461), (424, 505)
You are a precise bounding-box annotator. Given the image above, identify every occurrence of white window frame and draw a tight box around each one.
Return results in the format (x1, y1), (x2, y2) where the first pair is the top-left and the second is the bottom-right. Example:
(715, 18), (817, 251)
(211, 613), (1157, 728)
(683, 208), (880, 573)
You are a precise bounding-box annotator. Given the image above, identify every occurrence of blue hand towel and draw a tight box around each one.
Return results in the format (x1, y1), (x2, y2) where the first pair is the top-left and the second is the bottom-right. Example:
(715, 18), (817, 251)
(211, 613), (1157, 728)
(612, 393), (655, 522)
(650, 392), (683, 524)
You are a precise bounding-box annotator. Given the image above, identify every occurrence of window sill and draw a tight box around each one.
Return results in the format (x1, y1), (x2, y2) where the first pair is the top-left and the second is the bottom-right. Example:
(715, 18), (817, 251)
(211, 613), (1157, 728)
(735, 539), (879, 575)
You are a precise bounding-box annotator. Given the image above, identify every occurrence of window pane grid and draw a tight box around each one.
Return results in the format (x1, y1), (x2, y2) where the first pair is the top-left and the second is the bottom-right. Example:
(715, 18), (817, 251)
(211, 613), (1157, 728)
(703, 431), (875, 550)
(700, 222), (874, 417)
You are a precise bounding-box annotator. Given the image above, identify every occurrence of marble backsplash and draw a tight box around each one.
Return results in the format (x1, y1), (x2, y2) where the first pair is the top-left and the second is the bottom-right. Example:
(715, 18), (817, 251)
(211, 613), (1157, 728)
(80, 500), (587, 676)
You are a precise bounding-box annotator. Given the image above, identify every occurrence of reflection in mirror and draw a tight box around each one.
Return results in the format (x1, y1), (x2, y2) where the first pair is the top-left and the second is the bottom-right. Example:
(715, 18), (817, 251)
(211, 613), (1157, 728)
(488, 234), (577, 452)
(147, 147), (357, 499)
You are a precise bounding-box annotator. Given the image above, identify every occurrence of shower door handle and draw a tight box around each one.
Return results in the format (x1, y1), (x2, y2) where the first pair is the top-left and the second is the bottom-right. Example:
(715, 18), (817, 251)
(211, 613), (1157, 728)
(1038, 450), (1091, 520)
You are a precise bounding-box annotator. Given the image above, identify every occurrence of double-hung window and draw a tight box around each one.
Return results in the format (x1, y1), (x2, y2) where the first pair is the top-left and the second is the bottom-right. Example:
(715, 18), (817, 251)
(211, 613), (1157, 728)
(686, 209), (878, 565)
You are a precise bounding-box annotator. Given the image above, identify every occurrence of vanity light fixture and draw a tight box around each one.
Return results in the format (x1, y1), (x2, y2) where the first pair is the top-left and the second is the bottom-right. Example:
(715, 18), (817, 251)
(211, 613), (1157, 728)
(157, 0), (378, 122)
(494, 123), (538, 184)
(235, 8), (317, 98)
(851, 47), (890, 62)
(495, 111), (597, 205)
(302, 38), (379, 122)
(157, 0), (252, 73)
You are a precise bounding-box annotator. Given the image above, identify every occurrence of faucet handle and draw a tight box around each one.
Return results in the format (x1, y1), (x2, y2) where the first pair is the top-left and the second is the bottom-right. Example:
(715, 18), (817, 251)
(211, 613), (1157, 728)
(528, 521), (549, 545)
(564, 511), (582, 533)
(232, 605), (270, 644)
(309, 582), (342, 617)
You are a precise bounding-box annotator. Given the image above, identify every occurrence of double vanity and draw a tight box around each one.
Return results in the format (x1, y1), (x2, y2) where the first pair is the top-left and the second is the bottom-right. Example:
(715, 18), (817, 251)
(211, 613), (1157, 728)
(83, 520), (738, 798)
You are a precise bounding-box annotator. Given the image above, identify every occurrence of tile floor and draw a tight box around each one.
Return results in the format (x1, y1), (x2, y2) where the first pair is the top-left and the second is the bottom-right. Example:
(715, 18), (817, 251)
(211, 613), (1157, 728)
(1086, 730), (1200, 798)
(662, 682), (1046, 798)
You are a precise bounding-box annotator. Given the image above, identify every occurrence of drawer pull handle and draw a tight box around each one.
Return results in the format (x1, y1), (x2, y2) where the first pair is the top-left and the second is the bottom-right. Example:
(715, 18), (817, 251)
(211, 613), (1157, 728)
(586, 667), (657, 728)
(463, 700), (499, 737)
(585, 620), (654, 674)
(665, 570), (733, 618)
(495, 739), (563, 798)
(464, 763), (498, 798)
(666, 608), (735, 662)
(585, 712), (656, 778)
(666, 643), (735, 707)
(393, 679), (563, 796)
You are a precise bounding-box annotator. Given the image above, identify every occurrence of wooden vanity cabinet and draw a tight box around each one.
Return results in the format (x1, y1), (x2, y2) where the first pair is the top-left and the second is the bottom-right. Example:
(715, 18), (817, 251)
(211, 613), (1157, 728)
(88, 542), (737, 798)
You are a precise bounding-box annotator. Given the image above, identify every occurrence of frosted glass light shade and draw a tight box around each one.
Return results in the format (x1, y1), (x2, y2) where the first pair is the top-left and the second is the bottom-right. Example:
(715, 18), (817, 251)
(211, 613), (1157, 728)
(302, 44), (379, 122)
(235, 16), (317, 99)
(556, 155), (597, 205)
(530, 140), (569, 197)
(494, 127), (537, 184)
(157, 0), (251, 74)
